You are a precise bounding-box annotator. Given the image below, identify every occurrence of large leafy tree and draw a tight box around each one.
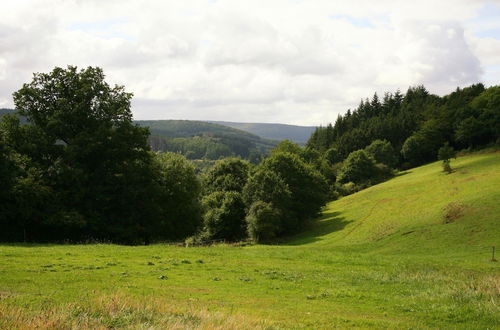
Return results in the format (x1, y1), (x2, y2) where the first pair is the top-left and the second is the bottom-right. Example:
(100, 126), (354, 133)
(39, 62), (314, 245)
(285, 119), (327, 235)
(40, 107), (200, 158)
(201, 191), (247, 240)
(245, 201), (282, 242)
(259, 152), (329, 232)
(202, 157), (250, 194)
(6, 66), (159, 243)
(154, 152), (202, 240)
(337, 149), (377, 184)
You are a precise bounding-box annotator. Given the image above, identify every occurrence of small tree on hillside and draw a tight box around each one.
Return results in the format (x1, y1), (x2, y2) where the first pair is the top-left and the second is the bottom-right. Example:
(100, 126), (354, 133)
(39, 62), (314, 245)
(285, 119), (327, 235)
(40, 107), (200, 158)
(337, 149), (378, 184)
(437, 143), (456, 174)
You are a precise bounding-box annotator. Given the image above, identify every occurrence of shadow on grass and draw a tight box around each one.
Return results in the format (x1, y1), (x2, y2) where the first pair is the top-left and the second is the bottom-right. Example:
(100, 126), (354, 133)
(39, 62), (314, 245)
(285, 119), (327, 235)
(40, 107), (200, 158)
(394, 170), (412, 178)
(280, 211), (352, 246)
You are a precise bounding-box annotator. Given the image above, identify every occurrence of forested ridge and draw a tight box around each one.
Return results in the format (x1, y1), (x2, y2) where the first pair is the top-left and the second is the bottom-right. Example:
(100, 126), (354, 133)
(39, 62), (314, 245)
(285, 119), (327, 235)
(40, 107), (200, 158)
(139, 120), (277, 162)
(307, 84), (499, 168)
(208, 121), (315, 145)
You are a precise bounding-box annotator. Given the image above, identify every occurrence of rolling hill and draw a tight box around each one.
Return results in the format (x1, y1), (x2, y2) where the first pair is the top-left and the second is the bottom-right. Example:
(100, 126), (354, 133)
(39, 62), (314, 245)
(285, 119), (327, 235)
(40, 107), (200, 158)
(209, 121), (316, 145)
(135, 120), (278, 161)
(291, 151), (500, 254)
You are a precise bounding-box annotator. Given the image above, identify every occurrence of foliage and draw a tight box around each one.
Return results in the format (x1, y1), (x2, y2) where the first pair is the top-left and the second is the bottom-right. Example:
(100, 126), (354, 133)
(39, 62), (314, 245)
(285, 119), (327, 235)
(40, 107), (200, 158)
(0, 66), (202, 243)
(139, 119), (277, 161)
(324, 147), (341, 165)
(364, 139), (397, 168)
(437, 143), (456, 173)
(337, 150), (378, 184)
(307, 83), (498, 171)
(245, 201), (282, 242)
(203, 158), (251, 194)
(201, 191), (247, 240)
(242, 167), (291, 210)
(259, 151), (329, 232)
(154, 152), (202, 239)
(209, 120), (316, 144)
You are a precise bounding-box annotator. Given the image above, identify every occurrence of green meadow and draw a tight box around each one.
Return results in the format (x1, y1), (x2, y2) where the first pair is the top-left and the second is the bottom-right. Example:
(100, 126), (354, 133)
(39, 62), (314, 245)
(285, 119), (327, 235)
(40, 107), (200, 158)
(1, 152), (499, 329)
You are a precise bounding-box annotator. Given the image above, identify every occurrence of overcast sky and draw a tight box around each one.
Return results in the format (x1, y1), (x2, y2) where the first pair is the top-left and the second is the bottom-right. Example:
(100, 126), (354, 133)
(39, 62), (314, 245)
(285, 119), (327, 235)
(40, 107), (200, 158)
(1, 0), (499, 125)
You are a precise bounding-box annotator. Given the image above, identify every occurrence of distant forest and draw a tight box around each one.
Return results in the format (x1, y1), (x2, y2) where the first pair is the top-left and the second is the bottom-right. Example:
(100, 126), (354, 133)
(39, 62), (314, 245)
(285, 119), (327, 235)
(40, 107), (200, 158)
(137, 120), (277, 163)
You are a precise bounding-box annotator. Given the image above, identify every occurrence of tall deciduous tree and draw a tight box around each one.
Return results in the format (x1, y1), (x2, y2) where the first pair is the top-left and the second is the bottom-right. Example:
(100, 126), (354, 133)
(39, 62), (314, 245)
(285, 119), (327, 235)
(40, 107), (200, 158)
(154, 152), (202, 239)
(337, 149), (377, 184)
(7, 66), (160, 243)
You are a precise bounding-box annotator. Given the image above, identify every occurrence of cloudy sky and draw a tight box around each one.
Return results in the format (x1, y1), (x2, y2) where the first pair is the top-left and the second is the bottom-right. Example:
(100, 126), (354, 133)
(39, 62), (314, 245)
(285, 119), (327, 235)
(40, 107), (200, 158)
(1, 0), (499, 125)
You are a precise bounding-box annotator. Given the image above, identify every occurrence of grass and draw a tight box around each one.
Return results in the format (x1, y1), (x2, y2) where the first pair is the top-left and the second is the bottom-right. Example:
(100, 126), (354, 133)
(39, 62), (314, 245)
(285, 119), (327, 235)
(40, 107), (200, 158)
(1, 152), (499, 329)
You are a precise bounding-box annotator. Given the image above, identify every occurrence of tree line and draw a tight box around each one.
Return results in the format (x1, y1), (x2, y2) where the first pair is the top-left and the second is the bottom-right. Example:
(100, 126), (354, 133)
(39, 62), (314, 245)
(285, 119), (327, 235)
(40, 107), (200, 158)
(307, 84), (499, 193)
(0, 66), (330, 244)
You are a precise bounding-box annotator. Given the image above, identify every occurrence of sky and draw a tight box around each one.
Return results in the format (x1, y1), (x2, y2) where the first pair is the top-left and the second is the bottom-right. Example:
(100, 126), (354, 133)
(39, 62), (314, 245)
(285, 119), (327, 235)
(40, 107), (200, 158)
(0, 0), (499, 125)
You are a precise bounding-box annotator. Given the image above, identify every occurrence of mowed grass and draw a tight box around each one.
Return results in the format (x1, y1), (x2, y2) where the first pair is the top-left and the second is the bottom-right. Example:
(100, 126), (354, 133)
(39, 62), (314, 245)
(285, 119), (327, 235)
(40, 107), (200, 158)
(1, 152), (499, 329)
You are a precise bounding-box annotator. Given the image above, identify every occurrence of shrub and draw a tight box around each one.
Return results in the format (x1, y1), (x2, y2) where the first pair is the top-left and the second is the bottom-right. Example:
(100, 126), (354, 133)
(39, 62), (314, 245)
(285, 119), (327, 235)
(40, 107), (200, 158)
(337, 150), (378, 184)
(201, 191), (246, 241)
(245, 201), (282, 242)
(202, 158), (250, 194)
(365, 139), (397, 168)
(437, 143), (456, 174)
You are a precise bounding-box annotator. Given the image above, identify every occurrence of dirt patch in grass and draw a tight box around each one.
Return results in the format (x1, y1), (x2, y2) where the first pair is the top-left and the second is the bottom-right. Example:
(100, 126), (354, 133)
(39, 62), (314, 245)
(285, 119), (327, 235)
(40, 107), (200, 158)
(442, 202), (468, 224)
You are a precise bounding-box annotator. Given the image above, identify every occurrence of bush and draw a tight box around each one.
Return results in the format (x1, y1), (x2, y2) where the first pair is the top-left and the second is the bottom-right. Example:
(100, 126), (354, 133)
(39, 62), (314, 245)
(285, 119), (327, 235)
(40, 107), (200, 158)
(337, 150), (378, 184)
(242, 167), (291, 210)
(201, 191), (246, 241)
(437, 143), (456, 174)
(245, 201), (282, 242)
(154, 152), (202, 239)
(365, 140), (397, 168)
(203, 158), (250, 194)
(259, 152), (329, 232)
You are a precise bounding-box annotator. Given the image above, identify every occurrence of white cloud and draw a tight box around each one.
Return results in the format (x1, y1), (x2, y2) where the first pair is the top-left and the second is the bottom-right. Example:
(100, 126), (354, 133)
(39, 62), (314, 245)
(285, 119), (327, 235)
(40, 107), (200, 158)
(0, 0), (498, 124)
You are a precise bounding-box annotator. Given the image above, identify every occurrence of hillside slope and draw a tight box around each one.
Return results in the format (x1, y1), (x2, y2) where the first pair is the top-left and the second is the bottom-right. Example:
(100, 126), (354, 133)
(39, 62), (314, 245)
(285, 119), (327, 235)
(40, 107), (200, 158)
(292, 152), (500, 255)
(209, 121), (316, 145)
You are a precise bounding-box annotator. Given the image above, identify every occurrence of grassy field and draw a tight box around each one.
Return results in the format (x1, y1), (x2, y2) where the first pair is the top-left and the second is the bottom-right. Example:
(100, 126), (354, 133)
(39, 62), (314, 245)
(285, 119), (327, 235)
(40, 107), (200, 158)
(1, 152), (499, 329)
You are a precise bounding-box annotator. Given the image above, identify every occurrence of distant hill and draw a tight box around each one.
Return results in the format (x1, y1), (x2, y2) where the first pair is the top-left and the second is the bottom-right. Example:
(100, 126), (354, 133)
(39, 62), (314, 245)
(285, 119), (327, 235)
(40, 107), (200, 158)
(208, 121), (316, 145)
(0, 110), (284, 162)
(0, 108), (14, 115)
(0, 108), (28, 124)
(134, 120), (278, 162)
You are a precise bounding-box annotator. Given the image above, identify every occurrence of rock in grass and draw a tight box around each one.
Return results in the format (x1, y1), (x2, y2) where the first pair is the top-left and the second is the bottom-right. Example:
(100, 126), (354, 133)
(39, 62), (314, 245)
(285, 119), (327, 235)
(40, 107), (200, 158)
(158, 275), (168, 280)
